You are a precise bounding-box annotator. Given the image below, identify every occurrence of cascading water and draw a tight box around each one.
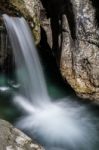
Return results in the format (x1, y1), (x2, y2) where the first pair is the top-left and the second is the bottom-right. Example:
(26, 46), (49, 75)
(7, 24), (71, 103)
(3, 14), (99, 150)
(3, 14), (49, 104)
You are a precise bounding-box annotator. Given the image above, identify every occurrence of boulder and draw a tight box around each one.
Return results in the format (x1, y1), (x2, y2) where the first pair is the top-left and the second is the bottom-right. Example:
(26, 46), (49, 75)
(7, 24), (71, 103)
(0, 119), (45, 150)
(60, 0), (99, 100)
(40, 0), (99, 101)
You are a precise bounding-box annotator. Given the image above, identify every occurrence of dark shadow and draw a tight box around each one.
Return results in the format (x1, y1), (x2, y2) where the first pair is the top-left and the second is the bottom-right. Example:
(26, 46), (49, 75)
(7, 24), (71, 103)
(90, 0), (99, 26)
(0, 1), (22, 17)
(38, 27), (75, 98)
(40, 0), (76, 62)
(0, 25), (15, 77)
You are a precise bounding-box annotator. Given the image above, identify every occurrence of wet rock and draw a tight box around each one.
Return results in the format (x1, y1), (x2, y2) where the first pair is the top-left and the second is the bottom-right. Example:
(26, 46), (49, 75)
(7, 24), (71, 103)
(0, 119), (45, 150)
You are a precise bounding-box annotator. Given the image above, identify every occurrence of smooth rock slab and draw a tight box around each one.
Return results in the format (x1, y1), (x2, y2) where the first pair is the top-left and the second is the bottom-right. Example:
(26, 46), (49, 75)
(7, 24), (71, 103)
(0, 119), (45, 150)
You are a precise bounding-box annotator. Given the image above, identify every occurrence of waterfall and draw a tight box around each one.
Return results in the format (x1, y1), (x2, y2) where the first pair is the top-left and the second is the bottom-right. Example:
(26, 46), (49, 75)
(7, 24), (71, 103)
(3, 14), (49, 105)
(3, 14), (99, 150)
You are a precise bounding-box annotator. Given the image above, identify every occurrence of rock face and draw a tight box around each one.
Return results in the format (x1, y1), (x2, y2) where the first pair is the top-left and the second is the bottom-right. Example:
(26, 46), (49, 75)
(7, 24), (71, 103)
(40, 0), (99, 101)
(0, 119), (44, 150)
(60, 0), (99, 100)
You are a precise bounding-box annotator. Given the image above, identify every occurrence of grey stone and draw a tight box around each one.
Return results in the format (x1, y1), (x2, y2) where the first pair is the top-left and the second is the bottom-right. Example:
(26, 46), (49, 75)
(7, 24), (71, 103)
(60, 0), (99, 100)
(0, 119), (45, 150)
(40, 0), (99, 101)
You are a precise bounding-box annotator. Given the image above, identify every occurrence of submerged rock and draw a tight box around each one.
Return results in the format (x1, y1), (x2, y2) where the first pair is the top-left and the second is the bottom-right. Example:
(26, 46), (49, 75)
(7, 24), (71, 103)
(0, 119), (44, 150)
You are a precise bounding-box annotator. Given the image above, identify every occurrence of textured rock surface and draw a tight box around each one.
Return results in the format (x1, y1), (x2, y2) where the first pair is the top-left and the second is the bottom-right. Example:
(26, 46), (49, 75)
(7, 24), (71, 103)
(40, 0), (99, 101)
(60, 0), (99, 100)
(0, 119), (44, 150)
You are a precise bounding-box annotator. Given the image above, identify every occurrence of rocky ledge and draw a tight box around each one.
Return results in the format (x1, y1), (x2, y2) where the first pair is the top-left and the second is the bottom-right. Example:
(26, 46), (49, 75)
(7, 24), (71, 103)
(0, 119), (45, 150)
